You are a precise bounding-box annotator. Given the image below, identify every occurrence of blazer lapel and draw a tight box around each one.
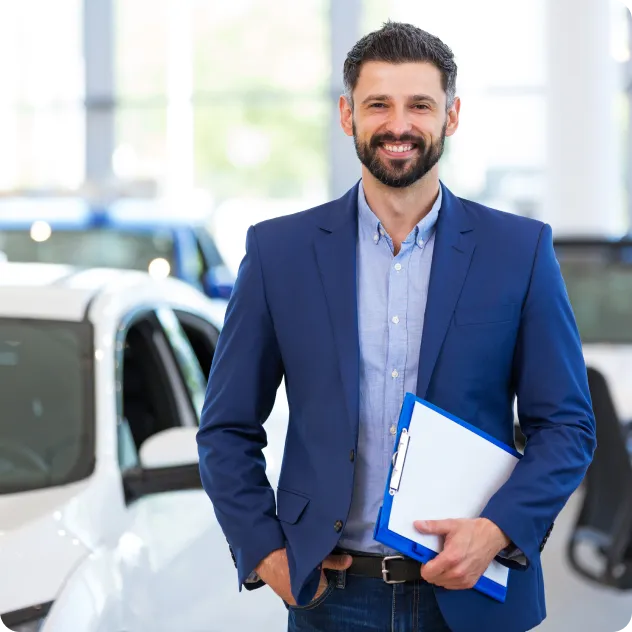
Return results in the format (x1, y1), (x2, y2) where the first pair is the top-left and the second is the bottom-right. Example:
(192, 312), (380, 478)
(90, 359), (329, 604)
(314, 185), (360, 438)
(416, 185), (476, 399)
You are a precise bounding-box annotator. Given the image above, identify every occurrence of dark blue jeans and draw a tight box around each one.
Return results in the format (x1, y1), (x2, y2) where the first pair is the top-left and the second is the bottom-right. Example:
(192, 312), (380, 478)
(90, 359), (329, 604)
(287, 570), (452, 631)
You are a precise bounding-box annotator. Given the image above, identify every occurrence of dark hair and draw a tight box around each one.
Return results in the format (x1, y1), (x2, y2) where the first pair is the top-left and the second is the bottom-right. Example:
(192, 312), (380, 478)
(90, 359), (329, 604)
(343, 21), (457, 109)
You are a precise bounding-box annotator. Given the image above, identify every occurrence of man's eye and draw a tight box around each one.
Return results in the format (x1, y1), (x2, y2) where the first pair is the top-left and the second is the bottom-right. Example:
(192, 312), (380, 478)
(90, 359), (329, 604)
(370, 103), (386, 108)
(414, 104), (430, 110)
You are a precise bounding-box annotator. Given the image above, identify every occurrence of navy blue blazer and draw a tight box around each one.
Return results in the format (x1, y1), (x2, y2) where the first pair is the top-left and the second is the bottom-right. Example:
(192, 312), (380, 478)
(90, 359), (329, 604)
(197, 183), (596, 632)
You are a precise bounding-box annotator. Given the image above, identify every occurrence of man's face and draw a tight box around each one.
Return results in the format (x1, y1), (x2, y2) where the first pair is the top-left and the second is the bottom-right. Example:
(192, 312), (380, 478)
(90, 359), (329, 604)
(340, 61), (460, 188)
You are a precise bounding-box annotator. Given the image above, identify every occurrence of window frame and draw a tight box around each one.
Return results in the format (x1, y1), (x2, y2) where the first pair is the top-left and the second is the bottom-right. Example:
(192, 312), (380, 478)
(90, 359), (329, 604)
(154, 306), (208, 419)
(173, 308), (220, 380)
(114, 307), (198, 473)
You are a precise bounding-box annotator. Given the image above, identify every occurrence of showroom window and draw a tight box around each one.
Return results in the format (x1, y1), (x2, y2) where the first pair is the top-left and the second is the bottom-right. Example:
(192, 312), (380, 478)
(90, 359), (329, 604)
(0, 1), (85, 191)
(363, 0), (547, 219)
(114, 0), (329, 202)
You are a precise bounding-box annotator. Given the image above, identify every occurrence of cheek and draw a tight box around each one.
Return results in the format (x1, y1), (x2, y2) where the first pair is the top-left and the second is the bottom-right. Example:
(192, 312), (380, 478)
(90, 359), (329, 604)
(354, 123), (379, 146)
(414, 123), (439, 141)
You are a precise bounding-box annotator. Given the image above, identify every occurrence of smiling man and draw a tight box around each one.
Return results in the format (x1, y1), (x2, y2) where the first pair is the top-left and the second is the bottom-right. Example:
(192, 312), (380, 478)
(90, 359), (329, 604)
(197, 22), (596, 632)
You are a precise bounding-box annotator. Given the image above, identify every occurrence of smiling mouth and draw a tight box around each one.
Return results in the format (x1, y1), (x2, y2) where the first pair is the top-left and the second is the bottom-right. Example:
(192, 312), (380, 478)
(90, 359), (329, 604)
(379, 143), (418, 157)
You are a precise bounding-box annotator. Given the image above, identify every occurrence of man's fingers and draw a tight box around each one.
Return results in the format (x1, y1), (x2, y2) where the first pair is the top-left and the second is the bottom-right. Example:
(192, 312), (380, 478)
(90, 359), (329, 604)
(429, 568), (479, 591)
(414, 519), (456, 535)
(421, 557), (450, 583)
(421, 548), (463, 583)
(322, 554), (353, 570)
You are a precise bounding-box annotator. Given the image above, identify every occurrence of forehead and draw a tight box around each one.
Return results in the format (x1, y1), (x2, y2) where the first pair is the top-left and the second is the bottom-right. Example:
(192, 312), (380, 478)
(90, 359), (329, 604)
(354, 61), (445, 101)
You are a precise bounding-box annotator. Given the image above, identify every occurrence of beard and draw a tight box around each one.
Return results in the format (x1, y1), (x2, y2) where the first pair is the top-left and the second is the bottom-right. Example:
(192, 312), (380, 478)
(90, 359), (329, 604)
(352, 120), (447, 189)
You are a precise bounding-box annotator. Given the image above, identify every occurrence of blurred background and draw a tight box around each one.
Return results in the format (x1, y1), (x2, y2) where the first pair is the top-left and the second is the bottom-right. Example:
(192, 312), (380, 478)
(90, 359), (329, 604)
(0, 0), (629, 269)
(0, 1), (632, 631)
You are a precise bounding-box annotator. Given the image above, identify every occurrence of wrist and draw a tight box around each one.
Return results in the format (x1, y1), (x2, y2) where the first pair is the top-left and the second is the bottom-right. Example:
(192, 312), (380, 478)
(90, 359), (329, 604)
(480, 518), (511, 551)
(255, 547), (285, 576)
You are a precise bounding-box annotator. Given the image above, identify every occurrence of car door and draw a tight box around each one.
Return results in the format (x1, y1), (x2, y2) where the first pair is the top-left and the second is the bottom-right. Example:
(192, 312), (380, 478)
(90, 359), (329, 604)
(121, 307), (286, 631)
(165, 307), (288, 630)
(111, 309), (214, 632)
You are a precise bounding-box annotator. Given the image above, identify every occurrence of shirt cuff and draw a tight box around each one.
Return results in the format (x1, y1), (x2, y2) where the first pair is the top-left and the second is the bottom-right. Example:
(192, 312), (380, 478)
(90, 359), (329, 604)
(497, 544), (527, 566)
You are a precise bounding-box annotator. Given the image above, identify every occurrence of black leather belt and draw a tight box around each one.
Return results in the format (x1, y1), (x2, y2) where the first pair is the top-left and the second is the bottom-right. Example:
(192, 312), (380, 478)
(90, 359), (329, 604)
(338, 550), (423, 584)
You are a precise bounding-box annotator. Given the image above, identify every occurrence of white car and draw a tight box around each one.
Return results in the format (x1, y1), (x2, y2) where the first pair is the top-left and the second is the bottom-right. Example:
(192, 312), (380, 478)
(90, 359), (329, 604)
(0, 263), (288, 632)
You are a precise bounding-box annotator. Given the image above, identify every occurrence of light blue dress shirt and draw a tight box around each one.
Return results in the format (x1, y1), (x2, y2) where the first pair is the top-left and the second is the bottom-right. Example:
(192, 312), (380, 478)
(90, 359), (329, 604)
(338, 181), (441, 554)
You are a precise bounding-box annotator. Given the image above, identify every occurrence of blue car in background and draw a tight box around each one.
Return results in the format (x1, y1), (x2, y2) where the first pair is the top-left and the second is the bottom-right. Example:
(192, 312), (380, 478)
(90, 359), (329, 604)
(0, 197), (235, 299)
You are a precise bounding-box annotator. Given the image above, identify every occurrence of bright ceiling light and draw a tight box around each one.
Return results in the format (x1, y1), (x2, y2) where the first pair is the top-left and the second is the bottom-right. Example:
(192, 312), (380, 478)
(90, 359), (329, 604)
(30, 221), (52, 242)
(148, 258), (171, 279)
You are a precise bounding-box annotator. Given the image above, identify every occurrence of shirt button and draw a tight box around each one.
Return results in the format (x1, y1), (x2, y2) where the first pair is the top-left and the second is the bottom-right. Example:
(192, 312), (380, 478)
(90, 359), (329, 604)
(373, 233), (379, 243)
(334, 520), (343, 532)
(394, 263), (402, 271)
(392, 316), (399, 324)
(418, 239), (424, 247)
(380, 228), (386, 236)
(390, 425), (397, 435)
(391, 369), (399, 378)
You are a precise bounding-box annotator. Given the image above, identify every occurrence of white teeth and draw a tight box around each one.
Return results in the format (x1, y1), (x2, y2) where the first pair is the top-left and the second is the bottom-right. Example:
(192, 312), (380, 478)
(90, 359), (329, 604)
(384, 144), (413, 153)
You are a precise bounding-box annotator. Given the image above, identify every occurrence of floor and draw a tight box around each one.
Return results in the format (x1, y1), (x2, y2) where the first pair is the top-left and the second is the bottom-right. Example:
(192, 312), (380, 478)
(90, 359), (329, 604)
(537, 492), (632, 632)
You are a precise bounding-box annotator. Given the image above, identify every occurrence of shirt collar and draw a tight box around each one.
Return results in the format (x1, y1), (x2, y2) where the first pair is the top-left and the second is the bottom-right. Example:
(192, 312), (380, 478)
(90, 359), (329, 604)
(357, 180), (441, 248)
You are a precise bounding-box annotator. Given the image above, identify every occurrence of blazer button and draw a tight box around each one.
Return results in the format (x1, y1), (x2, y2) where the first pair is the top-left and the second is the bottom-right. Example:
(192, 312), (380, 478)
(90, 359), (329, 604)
(350, 449), (355, 462)
(334, 520), (343, 532)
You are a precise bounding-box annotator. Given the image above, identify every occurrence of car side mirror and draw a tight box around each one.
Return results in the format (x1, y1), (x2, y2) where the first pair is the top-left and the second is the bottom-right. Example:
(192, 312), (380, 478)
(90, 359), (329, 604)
(123, 427), (202, 504)
(139, 426), (199, 469)
(202, 266), (234, 299)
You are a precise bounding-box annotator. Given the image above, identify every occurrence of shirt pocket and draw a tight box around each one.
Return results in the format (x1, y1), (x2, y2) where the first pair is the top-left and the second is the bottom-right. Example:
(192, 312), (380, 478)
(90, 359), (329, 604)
(454, 303), (517, 327)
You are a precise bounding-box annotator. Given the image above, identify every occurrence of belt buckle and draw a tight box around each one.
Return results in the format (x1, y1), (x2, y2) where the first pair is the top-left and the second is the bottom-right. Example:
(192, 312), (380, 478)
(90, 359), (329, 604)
(381, 555), (406, 584)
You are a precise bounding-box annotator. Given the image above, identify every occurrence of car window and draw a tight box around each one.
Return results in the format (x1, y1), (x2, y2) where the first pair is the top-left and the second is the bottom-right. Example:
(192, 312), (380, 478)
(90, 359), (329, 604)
(155, 308), (207, 419)
(555, 242), (632, 344)
(196, 227), (225, 269)
(0, 228), (175, 274)
(118, 312), (197, 471)
(176, 228), (206, 288)
(0, 319), (94, 494)
(174, 309), (219, 380)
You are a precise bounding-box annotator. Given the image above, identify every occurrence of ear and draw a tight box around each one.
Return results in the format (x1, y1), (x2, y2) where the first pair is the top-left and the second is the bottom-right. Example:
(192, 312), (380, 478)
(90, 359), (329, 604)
(339, 94), (354, 137)
(445, 96), (461, 138)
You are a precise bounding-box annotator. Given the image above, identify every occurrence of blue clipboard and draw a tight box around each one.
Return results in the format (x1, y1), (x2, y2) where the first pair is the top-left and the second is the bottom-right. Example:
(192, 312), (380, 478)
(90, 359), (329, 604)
(373, 393), (523, 603)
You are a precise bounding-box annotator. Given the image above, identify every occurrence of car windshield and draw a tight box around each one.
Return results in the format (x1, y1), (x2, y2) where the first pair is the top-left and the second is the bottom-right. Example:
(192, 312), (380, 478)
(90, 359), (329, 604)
(556, 242), (632, 344)
(0, 320), (94, 494)
(0, 228), (175, 273)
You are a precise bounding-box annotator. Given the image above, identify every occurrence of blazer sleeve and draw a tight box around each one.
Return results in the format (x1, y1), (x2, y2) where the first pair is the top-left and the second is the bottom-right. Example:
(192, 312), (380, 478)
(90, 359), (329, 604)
(480, 223), (596, 568)
(196, 224), (286, 588)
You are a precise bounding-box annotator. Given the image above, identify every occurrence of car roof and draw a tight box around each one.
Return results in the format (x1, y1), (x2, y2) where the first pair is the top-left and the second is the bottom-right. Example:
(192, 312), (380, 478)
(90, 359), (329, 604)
(0, 198), (208, 230)
(553, 234), (632, 246)
(0, 262), (225, 326)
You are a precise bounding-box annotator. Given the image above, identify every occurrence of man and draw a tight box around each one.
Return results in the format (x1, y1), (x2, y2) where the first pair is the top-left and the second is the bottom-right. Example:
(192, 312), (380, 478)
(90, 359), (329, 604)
(197, 21), (596, 632)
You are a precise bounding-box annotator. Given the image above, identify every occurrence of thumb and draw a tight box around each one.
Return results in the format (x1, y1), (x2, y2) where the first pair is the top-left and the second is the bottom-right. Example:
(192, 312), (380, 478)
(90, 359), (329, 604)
(322, 554), (353, 570)
(414, 519), (454, 535)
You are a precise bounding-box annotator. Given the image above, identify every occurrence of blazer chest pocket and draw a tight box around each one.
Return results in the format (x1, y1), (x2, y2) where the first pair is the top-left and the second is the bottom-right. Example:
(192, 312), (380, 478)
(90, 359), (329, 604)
(454, 303), (517, 326)
(276, 488), (310, 524)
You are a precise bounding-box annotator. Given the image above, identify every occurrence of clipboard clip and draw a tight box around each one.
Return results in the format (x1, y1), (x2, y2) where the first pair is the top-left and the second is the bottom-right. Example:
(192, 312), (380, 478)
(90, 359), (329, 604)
(389, 428), (410, 495)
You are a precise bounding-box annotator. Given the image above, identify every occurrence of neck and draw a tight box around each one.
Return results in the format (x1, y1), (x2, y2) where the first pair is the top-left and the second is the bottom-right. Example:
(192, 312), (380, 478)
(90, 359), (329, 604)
(361, 166), (441, 248)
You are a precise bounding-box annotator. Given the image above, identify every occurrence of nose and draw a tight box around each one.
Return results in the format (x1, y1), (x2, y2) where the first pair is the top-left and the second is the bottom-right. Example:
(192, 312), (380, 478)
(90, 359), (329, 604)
(385, 105), (413, 138)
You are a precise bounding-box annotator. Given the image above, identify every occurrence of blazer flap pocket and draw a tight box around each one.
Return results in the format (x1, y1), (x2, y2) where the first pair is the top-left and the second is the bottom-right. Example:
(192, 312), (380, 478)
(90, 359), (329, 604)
(276, 488), (310, 525)
(455, 303), (517, 326)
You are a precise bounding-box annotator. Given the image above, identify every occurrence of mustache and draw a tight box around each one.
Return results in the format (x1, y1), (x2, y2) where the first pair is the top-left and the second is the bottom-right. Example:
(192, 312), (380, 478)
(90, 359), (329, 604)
(370, 132), (425, 149)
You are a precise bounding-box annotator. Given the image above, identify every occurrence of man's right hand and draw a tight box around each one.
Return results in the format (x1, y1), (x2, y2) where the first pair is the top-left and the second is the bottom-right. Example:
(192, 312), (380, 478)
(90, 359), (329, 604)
(255, 548), (352, 606)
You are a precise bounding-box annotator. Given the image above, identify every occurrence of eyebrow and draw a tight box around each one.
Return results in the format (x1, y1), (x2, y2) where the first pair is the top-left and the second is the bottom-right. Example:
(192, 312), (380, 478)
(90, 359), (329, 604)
(361, 94), (390, 105)
(410, 94), (438, 107)
(361, 94), (439, 107)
